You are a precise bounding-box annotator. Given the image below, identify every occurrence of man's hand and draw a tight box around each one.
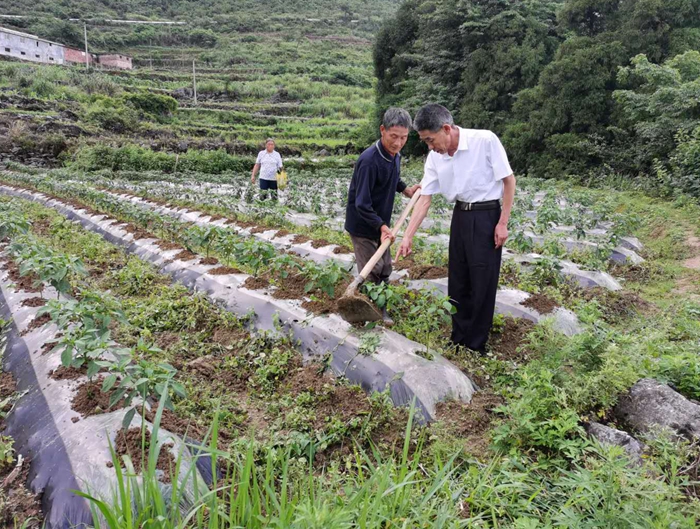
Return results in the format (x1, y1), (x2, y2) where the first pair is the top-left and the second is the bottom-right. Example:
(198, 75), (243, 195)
(403, 184), (421, 198)
(380, 225), (395, 244)
(495, 222), (508, 248)
(395, 237), (413, 259)
(250, 175), (256, 184)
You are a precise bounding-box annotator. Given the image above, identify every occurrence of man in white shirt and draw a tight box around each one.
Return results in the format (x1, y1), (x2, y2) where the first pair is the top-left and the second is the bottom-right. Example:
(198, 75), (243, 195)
(397, 104), (516, 354)
(251, 138), (284, 200)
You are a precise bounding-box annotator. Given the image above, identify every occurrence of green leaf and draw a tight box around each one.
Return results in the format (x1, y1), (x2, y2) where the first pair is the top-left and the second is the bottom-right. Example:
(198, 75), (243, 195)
(121, 407), (137, 430)
(102, 374), (118, 393)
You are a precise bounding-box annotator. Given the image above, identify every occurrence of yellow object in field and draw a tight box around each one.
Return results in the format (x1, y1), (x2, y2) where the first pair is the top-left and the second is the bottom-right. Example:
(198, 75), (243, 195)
(277, 169), (288, 190)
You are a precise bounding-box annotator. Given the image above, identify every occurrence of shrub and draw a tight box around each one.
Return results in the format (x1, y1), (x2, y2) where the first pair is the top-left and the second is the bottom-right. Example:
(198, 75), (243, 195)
(122, 92), (178, 117)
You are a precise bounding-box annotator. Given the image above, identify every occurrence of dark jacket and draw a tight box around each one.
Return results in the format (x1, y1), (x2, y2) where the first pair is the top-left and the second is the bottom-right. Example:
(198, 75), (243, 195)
(345, 141), (406, 240)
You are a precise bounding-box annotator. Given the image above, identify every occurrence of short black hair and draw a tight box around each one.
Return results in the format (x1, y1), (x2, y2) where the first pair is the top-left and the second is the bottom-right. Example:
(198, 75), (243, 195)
(413, 104), (454, 132)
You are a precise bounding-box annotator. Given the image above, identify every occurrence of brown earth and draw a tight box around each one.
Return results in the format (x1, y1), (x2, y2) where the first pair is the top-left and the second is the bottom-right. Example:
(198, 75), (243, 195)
(156, 241), (182, 251)
(212, 327), (246, 347)
(271, 273), (309, 300)
(200, 256), (219, 265)
(310, 238), (333, 249)
(209, 265), (243, 275)
(332, 245), (352, 255)
(22, 313), (51, 335)
(409, 265), (448, 280)
(0, 371), (16, 401)
(71, 380), (125, 417)
(291, 234), (312, 245)
(489, 318), (536, 363)
(242, 276), (270, 290)
(143, 407), (206, 440)
(173, 250), (198, 262)
(21, 297), (46, 308)
(122, 224), (153, 240)
(275, 229), (291, 238)
(114, 428), (176, 482)
(49, 366), (87, 381)
(434, 392), (504, 456)
(521, 292), (559, 314)
(0, 455), (43, 528)
(683, 232), (700, 270)
(155, 331), (180, 350)
(579, 288), (655, 323)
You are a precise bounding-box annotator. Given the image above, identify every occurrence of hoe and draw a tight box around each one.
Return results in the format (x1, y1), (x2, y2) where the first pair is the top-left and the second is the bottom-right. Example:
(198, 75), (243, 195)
(337, 189), (423, 323)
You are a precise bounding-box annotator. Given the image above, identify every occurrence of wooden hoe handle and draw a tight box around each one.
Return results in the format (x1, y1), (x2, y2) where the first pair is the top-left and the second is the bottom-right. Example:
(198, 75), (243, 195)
(358, 189), (422, 281)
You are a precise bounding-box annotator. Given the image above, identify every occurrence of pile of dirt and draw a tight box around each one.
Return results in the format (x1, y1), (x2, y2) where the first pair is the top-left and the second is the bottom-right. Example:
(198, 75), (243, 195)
(0, 371), (16, 401)
(489, 318), (535, 363)
(200, 256), (219, 265)
(122, 224), (153, 240)
(71, 380), (125, 417)
(143, 408), (206, 440)
(114, 428), (176, 481)
(49, 366), (87, 381)
(582, 288), (654, 323)
(408, 265), (448, 280)
(22, 313), (51, 335)
(155, 331), (181, 350)
(332, 245), (352, 255)
(291, 234), (311, 245)
(209, 265), (243, 275)
(275, 229), (291, 238)
(156, 241), (182, 251)
(173, 250), (198, 261)
(310, 238), (333, 249)
(0, 455), (43, 528)
(270, 274), (308, 300)
(521, 292), (559, 314)
(434, 392), (504, 456)
(212, 327), (246, 347)
(21, 297), (46, 308)
(242, 276), (270, 290)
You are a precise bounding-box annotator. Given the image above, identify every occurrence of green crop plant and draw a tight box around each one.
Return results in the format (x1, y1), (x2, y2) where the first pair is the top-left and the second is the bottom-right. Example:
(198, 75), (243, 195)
(302, 260), (349, 298)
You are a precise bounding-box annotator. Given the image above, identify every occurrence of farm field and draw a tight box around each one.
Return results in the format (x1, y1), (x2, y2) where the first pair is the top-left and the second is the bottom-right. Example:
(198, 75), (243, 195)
(1, 0), (700, 525)
(1, 160), (700, 525)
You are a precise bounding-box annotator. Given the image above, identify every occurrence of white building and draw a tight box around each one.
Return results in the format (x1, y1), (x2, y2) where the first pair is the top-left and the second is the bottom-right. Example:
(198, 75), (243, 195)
(0, 27), (65, 65)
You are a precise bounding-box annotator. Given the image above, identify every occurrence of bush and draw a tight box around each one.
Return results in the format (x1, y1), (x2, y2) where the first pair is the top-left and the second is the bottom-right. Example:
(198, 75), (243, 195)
(85, 98), (139, 133)
(122, 92), (178, 117)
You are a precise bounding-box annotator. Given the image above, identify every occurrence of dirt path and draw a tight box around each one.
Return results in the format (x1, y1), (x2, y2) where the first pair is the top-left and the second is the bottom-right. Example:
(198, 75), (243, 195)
(683, 233), (700, 270)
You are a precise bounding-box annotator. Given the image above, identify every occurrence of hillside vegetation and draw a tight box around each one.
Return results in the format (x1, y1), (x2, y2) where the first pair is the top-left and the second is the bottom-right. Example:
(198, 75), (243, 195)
(375, 0), (700, 198)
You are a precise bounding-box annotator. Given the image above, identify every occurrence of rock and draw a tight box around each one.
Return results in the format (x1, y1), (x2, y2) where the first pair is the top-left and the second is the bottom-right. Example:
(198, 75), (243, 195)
(615, 378), (700, 439)
(587, 422), (644, 464)
(186, 355), (217, 377)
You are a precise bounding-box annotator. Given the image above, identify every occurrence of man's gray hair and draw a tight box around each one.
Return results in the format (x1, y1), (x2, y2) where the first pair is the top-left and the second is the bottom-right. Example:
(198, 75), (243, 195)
(413, 104), (454, 132)
(265, 138), (275, 144)
(381, 107), (412, 130)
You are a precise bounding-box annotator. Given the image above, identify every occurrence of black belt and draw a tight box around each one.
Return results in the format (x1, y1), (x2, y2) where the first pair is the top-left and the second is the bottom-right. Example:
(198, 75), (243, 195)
(455, 199), (501, 211)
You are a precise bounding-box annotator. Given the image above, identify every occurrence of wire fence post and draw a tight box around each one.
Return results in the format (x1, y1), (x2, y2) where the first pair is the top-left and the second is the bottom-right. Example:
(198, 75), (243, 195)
(192, 59), (197, 105)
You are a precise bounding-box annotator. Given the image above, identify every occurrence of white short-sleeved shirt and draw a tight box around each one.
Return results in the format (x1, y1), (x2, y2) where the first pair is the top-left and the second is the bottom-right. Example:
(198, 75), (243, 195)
(420, 128), (513, 203)
(256, 150), (283, 181)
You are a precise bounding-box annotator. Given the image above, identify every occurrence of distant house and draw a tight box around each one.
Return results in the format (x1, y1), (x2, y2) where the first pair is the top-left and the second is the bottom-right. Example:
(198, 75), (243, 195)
(0, 26), (132, 69)
(0, 26), (65, 65)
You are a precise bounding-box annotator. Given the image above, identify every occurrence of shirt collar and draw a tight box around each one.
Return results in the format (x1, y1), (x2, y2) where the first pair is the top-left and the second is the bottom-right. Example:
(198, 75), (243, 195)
(441, 127), (468, 159)
(375, 140), (397, 162)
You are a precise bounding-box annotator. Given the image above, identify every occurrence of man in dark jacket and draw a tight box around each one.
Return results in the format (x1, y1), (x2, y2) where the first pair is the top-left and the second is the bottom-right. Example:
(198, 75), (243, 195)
(345, 108), (420, 293)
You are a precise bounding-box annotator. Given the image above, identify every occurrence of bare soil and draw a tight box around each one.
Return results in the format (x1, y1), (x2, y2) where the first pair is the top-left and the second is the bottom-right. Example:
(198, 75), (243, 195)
(408, 265), (448, 280)
(114, 428), (176, 481)
(310, 238), (333, 249)
(21, 297), (46, 308)
(6, 261), (42, 293)
(0, 455), (43, 528)
(200, 256), (219, 265)
(332, 245), (352, 255)
(489, 318), (536, 363)
(209, 265), (243, 275)
(291, 234), (312, 245)
(156, 240), (182, 251)
(243, 276), (270, 290)
(271, 273), (308, 300)
(683, 233), (700, 270)
(275, 229), (291, 238)
(173, 250), (198, 261)
(71, 380), (125, 417)
(434, 392), (504, 456)
(521, 292), (559, 314)
(155, 331), (180, 350)
(22, 313), (51, 335)
(49, 366), (87, 381)
(0, 371), (16, 401)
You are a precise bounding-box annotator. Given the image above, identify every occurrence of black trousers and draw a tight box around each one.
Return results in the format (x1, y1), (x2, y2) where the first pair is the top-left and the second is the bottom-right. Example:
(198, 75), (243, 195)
(259, 178), (278, 200)
(448, 206), (502, 352)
